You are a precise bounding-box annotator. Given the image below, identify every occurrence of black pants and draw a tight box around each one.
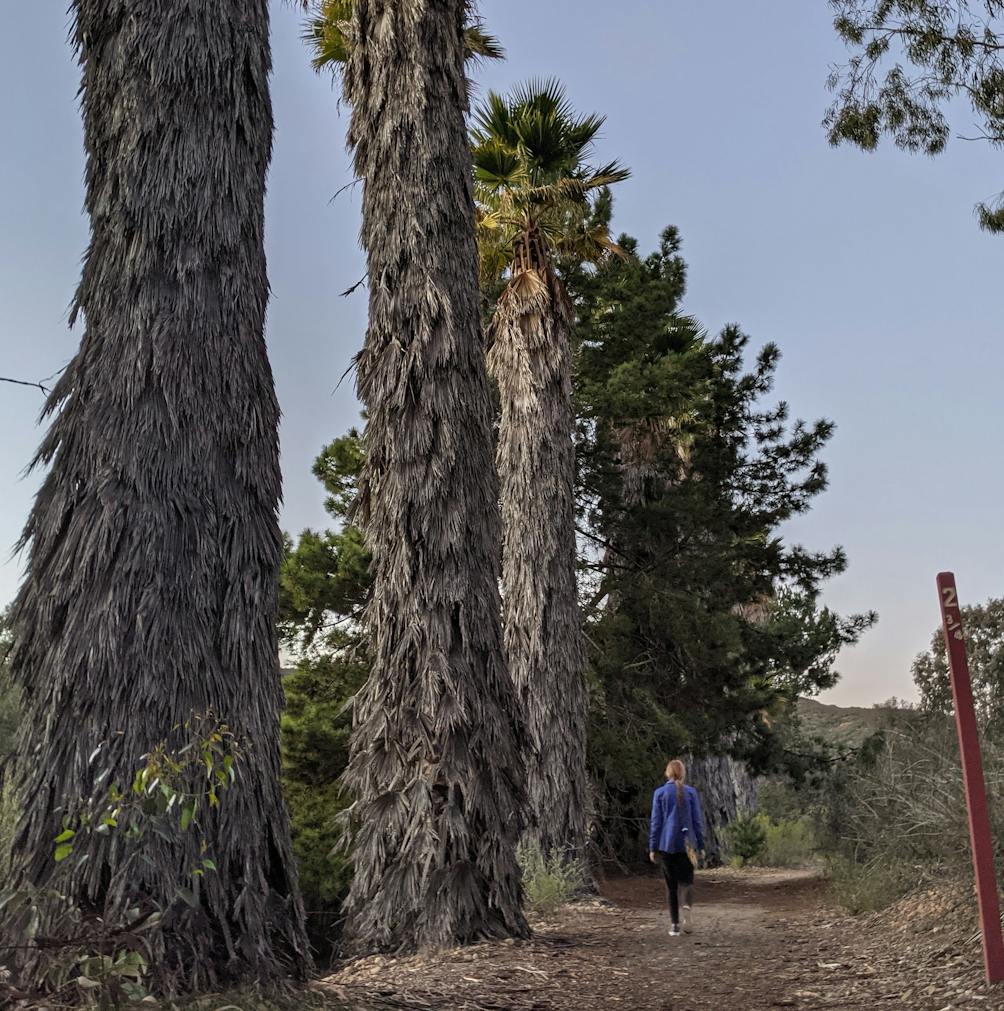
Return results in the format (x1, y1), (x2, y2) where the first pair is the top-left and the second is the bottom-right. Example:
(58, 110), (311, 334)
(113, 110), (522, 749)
(658, 851), (694, 924)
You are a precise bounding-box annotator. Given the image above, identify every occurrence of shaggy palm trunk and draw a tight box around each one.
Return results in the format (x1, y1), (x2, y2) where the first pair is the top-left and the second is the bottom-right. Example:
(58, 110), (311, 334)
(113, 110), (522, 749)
(4, 1), (309, 993)
(488, 229), (589, 862)
(339, 0), (528, 952)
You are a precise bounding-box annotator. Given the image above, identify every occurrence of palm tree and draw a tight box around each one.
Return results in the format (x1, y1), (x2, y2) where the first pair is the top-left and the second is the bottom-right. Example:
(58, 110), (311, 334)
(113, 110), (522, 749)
(472, 81), (629, 862)
(4, 1), (309, 993)
(336, 0), (528, 952)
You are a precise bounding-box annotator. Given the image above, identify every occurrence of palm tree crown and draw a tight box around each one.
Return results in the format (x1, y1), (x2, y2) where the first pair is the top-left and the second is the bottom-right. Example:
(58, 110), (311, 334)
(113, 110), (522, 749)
(304, 0), (503, 73)
(471, 80), (630, 284)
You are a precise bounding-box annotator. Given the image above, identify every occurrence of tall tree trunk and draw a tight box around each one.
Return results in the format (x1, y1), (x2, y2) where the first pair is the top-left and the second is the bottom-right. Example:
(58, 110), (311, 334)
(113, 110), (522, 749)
(4, 0), (309, 993)
(488, 240), (589, 863)
(339, 0), (528, 953)
(685, 754), (757, 865)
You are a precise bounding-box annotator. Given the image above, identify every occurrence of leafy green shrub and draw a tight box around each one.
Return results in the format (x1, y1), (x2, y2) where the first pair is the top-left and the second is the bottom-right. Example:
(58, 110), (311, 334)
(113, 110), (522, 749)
(0, 716), (240, 1006)
(280, 653), (367, 955)
(277, 430), (371, 952)
(284, 778), (351, 910)
(826, 855), (915, 915)
(762, 816), (817, 868)
(517, 841), (586, 917)
(725, 812), (767, 867)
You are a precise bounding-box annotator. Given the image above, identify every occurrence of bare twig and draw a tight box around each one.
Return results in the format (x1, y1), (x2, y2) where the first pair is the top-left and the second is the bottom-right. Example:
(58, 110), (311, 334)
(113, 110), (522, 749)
(334, 356), (359, 393)
(340, 274), (368, 297)
(1, 364), (67, 396)
(329, 177), (362, 204)
(0, 375), (50, 395)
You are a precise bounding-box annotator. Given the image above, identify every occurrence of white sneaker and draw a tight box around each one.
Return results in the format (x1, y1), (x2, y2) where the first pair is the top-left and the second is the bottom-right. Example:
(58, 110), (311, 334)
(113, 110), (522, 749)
(669, 924), (681, 937)
(682, 905), (693, 933)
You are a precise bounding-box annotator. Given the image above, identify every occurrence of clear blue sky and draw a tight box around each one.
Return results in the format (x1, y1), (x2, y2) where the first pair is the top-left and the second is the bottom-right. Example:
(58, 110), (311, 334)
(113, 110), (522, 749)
(1, 2), (1002, 707)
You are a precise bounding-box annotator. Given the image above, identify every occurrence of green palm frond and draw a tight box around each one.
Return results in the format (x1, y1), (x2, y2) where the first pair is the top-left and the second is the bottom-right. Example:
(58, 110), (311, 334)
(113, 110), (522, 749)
(472, 80), (630, 285)
(465, 21), (505, 63)
(587, 160), (632, 188)
(506, 80), (607, 169)
(513, 109), (576, 178)
(306, 1), (502, 73)
(541, 218), (624, 263)
(472, 138), (526, 191)
(508, 78), (575, 123)
(472, 90), (522, 148)
(566, 113), (606, 153)
(303, 0), (352, 72)
(476, 236), (513, 289)
(522, 177), (595, 208)
(539, 222), (590, 258)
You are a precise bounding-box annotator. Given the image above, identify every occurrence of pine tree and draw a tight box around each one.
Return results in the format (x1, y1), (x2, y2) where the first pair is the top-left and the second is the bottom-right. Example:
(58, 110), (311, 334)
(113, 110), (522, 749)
(574, 226), (874, 860)
(279, 434), (370, 938)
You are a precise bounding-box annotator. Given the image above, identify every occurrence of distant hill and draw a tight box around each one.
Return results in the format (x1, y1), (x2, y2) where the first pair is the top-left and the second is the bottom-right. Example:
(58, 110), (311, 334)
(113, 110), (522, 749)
(795, 697), (917, 747)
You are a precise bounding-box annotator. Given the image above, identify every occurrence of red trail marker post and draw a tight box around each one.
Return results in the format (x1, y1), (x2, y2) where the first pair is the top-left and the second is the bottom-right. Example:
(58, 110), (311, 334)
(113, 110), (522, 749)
(937, 571), (1004, 985)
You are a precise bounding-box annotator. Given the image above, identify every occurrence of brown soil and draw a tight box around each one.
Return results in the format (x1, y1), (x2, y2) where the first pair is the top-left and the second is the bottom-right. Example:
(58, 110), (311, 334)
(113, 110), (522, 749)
(318, 868), (1004, 1011)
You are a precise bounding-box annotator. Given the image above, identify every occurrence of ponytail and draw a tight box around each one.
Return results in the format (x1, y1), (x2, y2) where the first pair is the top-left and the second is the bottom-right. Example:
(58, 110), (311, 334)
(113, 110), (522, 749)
(665, 758), (687, 810)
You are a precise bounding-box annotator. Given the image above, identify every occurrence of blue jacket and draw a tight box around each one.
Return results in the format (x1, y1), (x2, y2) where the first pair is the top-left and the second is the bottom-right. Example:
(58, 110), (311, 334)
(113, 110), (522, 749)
(649, 781), (706, 854)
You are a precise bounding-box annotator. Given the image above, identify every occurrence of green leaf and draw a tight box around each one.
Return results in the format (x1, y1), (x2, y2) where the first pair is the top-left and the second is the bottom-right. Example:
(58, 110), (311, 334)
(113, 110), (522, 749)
(180, 802), (196, 831)
(54, 828), (75, 843)
(54, 843), (74, 862)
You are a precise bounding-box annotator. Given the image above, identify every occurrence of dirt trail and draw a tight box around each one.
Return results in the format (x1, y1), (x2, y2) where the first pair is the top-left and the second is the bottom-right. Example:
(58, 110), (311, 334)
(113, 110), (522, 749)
(320, 868), (1001, 1010)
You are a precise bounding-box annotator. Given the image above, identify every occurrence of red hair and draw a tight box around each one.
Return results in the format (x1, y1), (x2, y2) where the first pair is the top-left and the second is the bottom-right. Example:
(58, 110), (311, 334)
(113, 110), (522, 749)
(665, 759), (686, 809)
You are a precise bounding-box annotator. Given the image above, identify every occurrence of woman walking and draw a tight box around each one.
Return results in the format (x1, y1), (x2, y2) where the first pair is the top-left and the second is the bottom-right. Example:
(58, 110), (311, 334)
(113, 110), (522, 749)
(649, 759), (706, 936)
